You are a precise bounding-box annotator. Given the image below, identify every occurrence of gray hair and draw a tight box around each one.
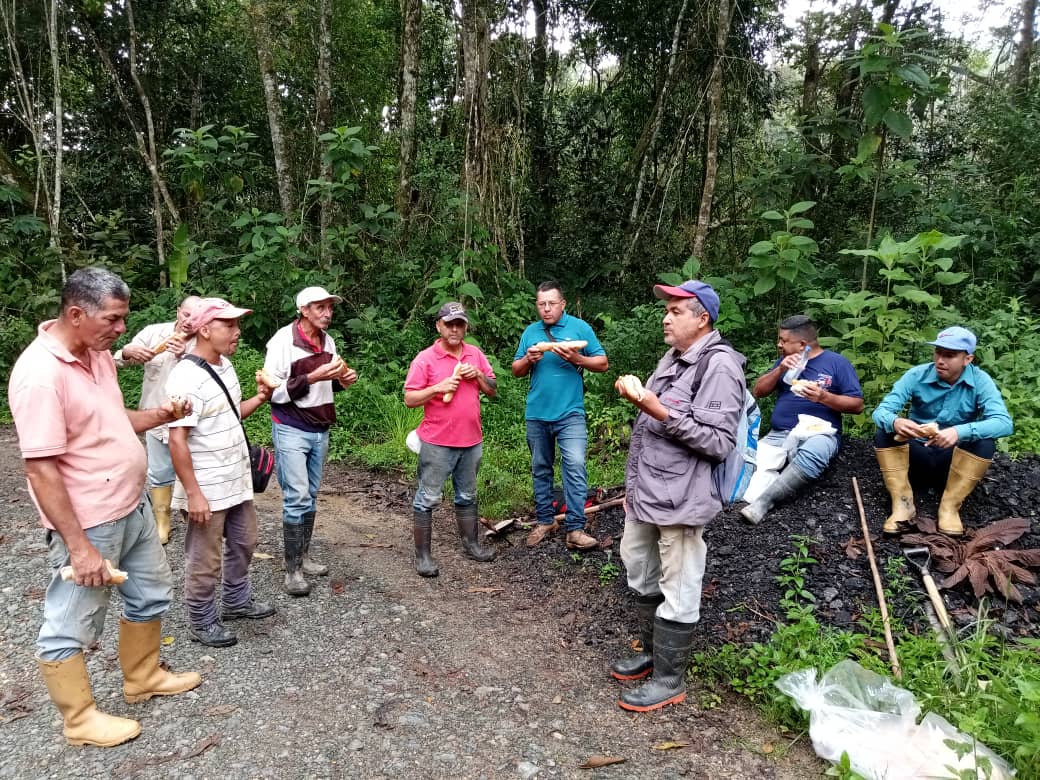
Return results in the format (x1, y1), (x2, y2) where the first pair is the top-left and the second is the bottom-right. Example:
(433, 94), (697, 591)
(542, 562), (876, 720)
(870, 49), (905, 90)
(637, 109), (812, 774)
(684, 298), (707, 319)
(61, 267), (129, 314)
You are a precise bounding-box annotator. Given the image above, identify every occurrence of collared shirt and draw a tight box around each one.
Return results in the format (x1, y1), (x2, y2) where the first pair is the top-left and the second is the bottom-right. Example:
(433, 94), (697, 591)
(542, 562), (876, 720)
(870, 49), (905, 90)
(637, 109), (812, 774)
(513, 312), (606, 421)
(264, 319), (342, 432)
(8, 320), (147, 530)
(405, 339), (494, 448)
(872, 362), (1013, 442)
(768, 349), (862, 432)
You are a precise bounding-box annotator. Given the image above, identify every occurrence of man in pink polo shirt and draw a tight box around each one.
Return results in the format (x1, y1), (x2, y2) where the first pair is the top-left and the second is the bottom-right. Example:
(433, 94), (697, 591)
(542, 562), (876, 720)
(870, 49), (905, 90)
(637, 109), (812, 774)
(404, 302), (497, 577)
(8, 267), (201, 748)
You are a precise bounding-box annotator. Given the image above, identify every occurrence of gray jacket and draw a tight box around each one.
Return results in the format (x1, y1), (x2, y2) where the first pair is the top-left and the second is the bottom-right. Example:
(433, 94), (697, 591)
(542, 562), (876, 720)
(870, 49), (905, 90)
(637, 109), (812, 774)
(625, 330), (747, 527)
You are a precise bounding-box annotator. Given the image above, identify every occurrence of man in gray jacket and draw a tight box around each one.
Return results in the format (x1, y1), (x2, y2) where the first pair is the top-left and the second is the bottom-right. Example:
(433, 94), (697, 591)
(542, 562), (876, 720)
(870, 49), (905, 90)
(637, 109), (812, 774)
(612, 280), (746, 712)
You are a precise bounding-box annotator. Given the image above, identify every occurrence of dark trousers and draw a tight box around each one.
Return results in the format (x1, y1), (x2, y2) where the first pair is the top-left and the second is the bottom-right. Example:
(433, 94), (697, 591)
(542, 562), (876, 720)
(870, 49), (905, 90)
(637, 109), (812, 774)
(874, 429), (995, 488)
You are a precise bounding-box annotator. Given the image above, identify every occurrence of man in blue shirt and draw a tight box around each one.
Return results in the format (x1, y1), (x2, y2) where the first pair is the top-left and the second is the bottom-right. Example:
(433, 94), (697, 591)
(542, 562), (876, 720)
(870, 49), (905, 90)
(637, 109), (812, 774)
(872, 326), (1013, 536)
(512, 281), (608, 550)
(741, 315), (863, 525)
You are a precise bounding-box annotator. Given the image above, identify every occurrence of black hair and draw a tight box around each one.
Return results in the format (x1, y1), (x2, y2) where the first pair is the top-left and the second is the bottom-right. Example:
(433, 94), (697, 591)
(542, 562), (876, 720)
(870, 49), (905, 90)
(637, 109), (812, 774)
(779, 314), (816, 342)
(536, 280), (563, 296)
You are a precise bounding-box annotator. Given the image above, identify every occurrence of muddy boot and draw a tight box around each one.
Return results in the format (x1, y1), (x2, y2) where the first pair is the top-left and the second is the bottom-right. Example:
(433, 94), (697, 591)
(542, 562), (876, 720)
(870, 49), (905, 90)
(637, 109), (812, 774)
(38, 653), (141, 747)
(413, 509), (439, 577)
(876, 445), (916, 534)
(301, 511), (329, 576)
(455, 503), (495, 562)
(150, 486), (173, 545)
(938, 449), (992, 536)
(740, 463), (811, 526)
(282, 523), (311, 596)
(611, 592), (664, 681)
(118, 617), (202, 703)
(618, 618), (696, 712)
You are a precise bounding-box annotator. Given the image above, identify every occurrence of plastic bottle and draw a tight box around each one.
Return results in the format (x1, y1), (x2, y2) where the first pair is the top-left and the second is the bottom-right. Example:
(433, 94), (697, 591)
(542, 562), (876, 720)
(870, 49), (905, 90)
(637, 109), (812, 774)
(783, 344), (812, 385)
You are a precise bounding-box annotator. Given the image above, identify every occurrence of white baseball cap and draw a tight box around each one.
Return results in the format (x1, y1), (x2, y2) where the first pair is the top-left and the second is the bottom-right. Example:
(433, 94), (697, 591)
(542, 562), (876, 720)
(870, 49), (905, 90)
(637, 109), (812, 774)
(296, 286), (343, 309)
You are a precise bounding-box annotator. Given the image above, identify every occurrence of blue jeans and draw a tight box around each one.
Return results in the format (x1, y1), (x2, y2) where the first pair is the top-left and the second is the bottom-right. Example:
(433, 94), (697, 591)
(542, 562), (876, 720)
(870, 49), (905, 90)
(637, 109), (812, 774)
(762, 428), (838, 480)
(272, 422), (329, 526)
(38, 497), (173, 661)
(413, 442), (482, 511)
(526, 413), (589, 532)
(146, 432), (176, 487)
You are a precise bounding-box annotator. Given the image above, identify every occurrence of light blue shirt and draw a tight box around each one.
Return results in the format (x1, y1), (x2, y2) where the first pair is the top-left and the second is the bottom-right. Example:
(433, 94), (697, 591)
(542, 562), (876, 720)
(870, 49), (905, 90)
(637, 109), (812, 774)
(514, 313), (605, 422)
(872, 362), (1013, 443)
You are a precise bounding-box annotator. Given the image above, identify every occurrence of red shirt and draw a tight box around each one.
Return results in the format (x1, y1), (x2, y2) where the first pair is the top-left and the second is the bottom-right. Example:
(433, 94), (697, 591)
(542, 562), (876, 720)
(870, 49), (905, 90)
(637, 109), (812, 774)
(404, 340), (494, 447)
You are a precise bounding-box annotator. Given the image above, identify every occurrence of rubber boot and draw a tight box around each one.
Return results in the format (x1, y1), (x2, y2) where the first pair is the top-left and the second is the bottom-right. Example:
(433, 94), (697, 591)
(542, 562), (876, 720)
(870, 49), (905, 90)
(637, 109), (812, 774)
(611, 592), (665, 681)
(413, 509), (439, 577)
(618, 618), (696, 712)
(118, 617), (202, 703)
(455, 504), (495, 562)
(937, 449), (992, 537)
(301, 511), (329, 576)
(38, 653), (141, 747)
(150, 486), (173, 545)
(876, 445), (916, 534)
(283, 523), (311, 596)
(740, 463), (812, 526)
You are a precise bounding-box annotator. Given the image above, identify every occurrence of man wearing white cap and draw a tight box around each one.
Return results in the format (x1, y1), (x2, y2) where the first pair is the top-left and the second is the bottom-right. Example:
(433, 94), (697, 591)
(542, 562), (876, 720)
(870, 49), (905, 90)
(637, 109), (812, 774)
(872, 326), (1013, 536)
(262, 286), (358, 596)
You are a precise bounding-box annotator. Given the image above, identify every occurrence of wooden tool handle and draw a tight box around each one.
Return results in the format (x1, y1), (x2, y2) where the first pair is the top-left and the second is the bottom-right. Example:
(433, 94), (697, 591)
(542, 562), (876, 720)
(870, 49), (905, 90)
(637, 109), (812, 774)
(921, 572), (953, 632)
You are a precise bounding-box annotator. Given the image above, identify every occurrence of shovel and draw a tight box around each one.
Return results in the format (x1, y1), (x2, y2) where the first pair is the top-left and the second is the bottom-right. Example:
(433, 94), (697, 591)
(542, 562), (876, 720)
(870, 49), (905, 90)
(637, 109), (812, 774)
(904, 545), (961, 681)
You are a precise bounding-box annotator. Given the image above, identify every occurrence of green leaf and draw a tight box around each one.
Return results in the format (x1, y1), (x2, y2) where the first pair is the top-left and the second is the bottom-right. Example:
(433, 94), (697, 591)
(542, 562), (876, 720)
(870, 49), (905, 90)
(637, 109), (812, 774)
(458, 281), (484, 299)
(896, 287), (941, 305)
(933, 271), (969, 285)
(883, 110), (913, 139)
(879, 268), (913, 281)
(853, 133), (882, 164)
(779, 248), (801, 263)
(863, 83), (889, 126)
(760, 210), (784, 221)
(788, 218), (814, 230)
(786, 201), (816, 215)
(658, 272), (683, 286)
(748, 240), (775, 256)
(895, 64), (931, 89)
(753, 275), (777, 296)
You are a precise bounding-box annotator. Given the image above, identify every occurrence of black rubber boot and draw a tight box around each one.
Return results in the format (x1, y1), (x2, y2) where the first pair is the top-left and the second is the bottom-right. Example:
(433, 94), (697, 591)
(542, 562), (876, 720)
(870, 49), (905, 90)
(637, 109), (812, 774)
(301, 511), (329, 576)
(413, 509), (439, 577)
(282, 523), (311, 596)
(455, 504), (495, 562)
(618, 618), (696, 712)
(611, 592), (665, 681)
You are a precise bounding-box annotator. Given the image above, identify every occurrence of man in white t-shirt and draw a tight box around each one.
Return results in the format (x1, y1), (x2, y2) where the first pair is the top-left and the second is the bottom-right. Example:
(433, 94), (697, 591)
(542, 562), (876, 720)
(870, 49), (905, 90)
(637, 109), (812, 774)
(167, 298), (276, 648)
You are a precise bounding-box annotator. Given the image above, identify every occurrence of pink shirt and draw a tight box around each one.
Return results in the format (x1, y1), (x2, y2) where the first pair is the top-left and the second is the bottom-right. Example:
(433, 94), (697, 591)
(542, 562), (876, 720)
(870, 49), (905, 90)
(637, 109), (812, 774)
(404, 340), (494, 447)
(8, 321), (147, 530)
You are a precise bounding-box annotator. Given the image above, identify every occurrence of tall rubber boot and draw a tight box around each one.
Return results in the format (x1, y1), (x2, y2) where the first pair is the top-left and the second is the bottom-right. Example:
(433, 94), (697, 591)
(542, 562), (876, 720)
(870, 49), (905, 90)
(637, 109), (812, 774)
(282, 523), (311, 596)
(301, 511), (329, 576)
(413, 509), (439, 577)
(740, 463), (812, 526)
(618, 618), (696, 712)
(150, 486), (173, 545)
(38, 653), (141, 747)
(455, 504), (495, 562)
(611, 592), (664, 681)
(118, 617), (202, 703)
(876, 445), (916, 534)
(937, 449), (992, 537)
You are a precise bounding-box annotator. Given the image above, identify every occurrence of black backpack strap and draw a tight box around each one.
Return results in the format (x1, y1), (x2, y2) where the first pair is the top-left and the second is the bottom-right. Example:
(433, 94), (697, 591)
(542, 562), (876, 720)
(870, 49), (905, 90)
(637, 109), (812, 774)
(183, 354), (250, 444)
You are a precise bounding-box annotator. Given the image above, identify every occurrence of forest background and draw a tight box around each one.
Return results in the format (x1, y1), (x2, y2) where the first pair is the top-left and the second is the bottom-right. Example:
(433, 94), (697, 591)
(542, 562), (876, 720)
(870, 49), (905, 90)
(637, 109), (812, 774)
(2, 0), (1040, 519)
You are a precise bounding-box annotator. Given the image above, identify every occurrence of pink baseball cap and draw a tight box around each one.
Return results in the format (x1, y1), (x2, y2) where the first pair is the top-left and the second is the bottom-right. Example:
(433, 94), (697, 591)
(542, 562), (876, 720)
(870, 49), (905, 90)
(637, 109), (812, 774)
(186, 297), (252, 331)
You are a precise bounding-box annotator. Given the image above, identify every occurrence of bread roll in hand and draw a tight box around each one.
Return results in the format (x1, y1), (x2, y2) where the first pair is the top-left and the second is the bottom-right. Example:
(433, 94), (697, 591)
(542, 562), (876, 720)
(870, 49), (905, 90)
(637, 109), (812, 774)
(60, 559), (128, 585)
(614, 374), (646, 402)
(895, 421), (941, 442)
(256, 369), (282, 389)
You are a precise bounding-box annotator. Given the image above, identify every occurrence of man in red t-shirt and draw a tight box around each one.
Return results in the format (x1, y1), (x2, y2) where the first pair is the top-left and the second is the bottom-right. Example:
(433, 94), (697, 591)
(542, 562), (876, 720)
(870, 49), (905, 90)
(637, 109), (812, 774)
(404, 302), (497, 576)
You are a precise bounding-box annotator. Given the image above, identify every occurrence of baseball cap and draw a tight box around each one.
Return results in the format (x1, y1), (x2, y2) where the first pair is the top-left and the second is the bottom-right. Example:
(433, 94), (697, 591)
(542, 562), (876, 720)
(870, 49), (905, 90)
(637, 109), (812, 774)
(652, 280), (721, 322)
(296, 286), (343, 309)
(186, 297), (252, 331)
(928, 326), (977, 355)
(437, 302), (469, 323)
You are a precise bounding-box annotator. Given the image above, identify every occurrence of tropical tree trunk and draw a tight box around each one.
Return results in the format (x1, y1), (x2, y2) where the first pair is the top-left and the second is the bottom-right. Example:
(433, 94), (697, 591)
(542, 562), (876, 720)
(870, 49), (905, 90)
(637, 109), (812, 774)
(525, 0), (551, 270)
(460, 0), (490, 216)
(1012, 0), (1037, 94)
(316, 0), (333, 256)
(829, 0), (866, 166)
(249, 0), (296, 217)
(691, 0), (733, 260)
(396, 0), (422, 223)
(45, 0), (64, 278)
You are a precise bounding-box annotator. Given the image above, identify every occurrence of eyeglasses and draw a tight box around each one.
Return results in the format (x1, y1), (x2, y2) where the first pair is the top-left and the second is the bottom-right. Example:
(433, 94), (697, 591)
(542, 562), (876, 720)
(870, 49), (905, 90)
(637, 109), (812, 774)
(536, 300), (564, 309)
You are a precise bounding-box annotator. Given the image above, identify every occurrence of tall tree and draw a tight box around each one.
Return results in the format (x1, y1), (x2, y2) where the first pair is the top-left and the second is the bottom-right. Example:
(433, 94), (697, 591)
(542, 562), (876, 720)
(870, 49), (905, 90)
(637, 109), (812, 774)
(316, 0), (333, 252)
(525, 0), (551, 268)
(45, 0), (63, 278)
(1012, 0), (1037, 94)
(396, 0), (422, 222)
(460, 0), (489, 215)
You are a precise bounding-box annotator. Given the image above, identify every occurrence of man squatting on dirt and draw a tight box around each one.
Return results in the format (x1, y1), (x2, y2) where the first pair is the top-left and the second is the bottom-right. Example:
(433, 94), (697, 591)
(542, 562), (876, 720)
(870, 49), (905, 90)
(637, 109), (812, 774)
(512, 280), (609, 552)
(872, 325), (1013, 537)
(263, 286), (358, 597)
(612, 280), (746, 712)
(8, 267), (202, 748)
(114, 294), (201, 545)
(404, 302), (497, 577)
(740, 314), (864, 525)
(167, 298), (277, 649)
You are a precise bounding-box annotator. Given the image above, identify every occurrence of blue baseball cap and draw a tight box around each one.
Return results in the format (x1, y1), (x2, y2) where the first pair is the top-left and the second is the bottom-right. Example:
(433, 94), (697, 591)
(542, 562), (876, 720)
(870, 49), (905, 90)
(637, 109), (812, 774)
(928, 326), (976, 355)
(653, 280), (720, 322)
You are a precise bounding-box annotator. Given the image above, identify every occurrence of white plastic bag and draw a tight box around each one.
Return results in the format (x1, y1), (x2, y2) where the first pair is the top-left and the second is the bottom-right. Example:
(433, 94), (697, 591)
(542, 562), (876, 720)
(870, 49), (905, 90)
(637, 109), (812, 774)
(786, 414), (837, 443)
(741, 440), (787, 503)
(776, 660), (1015, 780)
(405, 428), (421, 454)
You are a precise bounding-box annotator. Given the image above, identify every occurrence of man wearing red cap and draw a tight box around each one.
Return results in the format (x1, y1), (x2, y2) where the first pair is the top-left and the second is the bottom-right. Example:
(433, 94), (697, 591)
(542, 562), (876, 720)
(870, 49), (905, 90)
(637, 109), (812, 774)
(263, 286), (358, 596)
(612, 280), (746, 712)
(167, 297), (277, 647)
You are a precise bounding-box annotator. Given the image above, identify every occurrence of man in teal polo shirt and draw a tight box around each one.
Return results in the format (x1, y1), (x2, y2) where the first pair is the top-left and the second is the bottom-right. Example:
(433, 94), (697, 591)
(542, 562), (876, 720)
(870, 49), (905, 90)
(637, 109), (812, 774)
(513, 281), (609, 550)
(872, 326), (1013, 536)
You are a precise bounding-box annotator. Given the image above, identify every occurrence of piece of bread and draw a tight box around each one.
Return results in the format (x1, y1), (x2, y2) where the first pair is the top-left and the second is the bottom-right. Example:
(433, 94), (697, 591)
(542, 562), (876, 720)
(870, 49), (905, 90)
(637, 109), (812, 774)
(167, 394), (190, 419)
(532, 340), (588, 352)
(256, 368), (282, 389)
(443, 363), (464, 403)
(895, 421), (941, 442)
(615, 374), (646, 402)
(59, 559), (128, 585)
(152, 330), (187, 355)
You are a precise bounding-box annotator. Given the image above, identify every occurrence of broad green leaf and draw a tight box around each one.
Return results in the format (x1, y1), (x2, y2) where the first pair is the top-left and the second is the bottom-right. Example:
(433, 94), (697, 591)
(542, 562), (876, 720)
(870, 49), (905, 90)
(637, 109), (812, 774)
(879, 268), (913, 281)
(883, 109), (913, 139)
(858, 55), (894, 76)
(895, 64), (931, 89)
(458, 281), (484, 299)
(788, 235), (817, 249)
(933, 271), (969, 285)
(779, 248), (801, 263)
(748, 240), (775, 255)
(932, 257), (953, 271)
(863, 83), (889, 126)
(657, 272), (683, 285)
(786, 201), (816, 215)
(788, 218), (814, 230)
(934, 234), (966, 251)
(896, 288), (941, 306)
(753, 275), (777, 295)
(853, 133), (882, 164)
(760, 210), (784, 221)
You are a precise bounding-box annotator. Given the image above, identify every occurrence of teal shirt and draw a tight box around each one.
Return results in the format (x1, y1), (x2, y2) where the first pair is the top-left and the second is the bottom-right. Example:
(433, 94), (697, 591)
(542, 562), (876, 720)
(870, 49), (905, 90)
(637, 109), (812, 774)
(872, 363), (1013, 443)
(514, 313), (606, 422)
